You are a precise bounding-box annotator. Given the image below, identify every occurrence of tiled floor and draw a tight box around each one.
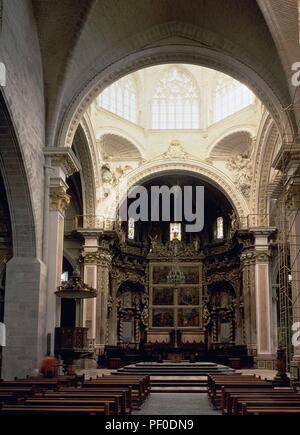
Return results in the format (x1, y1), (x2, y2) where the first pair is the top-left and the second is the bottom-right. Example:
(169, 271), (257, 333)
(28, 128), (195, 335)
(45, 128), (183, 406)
(133, 393), (220, 415)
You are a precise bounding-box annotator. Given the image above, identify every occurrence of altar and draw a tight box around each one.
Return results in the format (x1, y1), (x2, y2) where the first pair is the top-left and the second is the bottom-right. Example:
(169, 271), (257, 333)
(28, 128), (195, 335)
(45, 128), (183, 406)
(146, 239), (205, 350)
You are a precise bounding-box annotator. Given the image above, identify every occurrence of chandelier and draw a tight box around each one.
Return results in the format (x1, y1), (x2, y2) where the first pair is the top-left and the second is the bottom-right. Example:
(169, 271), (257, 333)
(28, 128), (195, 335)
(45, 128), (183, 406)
(167, 264), (185, 284)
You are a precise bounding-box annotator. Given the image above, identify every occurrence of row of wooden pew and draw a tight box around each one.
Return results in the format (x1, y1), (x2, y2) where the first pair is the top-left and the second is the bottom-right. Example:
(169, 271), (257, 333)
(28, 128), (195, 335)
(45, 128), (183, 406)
(0, 373), (150, 415)
(208, 373), (300, 415)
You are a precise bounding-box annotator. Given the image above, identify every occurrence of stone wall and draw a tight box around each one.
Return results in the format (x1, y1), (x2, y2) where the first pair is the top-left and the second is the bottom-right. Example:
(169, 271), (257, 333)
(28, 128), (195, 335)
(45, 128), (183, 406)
(0, 0), (45, 258)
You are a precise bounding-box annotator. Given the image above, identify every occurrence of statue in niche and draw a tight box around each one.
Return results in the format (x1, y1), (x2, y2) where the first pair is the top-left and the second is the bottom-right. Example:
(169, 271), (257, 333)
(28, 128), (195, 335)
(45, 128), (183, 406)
(149, 234), (159, 253)
(229, 210), (238, 232)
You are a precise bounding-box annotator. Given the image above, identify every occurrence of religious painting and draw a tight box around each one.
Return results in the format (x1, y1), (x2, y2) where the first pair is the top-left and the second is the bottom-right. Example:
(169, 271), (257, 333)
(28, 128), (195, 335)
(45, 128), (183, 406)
(152, 308), (174, 327)
(152, 288), (173, 305)
(177, 288), (199, 305)
(182, 266), (200, 284)
(152, 266), (172, 284)
(177, 308), (200, 327)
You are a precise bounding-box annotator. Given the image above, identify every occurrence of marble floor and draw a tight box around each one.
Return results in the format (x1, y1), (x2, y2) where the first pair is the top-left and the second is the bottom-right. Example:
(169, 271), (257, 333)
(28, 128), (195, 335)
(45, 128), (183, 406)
(133, 393), (220, 415)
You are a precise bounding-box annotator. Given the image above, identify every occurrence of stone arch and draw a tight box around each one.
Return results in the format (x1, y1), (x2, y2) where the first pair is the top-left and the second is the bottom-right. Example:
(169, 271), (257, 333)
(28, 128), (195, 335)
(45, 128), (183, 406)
(73, 117), (97, 216)
(106, 159), (250, 223)
(0, 92), (36, 257)
(251, 113), (280, 225)
(98, 132), (143, 162)
(208, 129), (255, 159)
(97, 128), (145, 160)
(54, 21), (295, 151)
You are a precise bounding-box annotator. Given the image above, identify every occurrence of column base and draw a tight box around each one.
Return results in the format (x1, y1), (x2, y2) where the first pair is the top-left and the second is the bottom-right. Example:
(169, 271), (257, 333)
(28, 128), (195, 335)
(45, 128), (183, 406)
(254, 354), (277, 370)
(2, 257), (47, 380)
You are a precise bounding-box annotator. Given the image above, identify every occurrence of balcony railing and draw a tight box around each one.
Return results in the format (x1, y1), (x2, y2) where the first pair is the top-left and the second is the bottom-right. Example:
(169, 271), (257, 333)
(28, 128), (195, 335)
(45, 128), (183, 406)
(238, 214), (270, 229)
(65, 214), (271, 233)
(64, 215), (116, 232)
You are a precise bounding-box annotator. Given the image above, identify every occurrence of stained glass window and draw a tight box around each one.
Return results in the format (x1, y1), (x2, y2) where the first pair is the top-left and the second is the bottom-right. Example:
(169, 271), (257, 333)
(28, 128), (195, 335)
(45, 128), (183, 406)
(170, 223), (182, 241)
(99, 77), (137, 123)
(152, 68), (199, 129)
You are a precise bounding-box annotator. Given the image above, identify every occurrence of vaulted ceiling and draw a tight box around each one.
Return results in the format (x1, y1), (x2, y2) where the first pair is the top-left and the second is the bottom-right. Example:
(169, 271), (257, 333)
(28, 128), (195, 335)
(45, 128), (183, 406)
(30, 0), (300, 147)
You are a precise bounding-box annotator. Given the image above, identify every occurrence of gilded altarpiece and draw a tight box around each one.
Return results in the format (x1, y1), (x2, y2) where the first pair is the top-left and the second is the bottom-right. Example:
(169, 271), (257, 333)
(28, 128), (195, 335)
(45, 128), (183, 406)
(147, 240), (204, 344)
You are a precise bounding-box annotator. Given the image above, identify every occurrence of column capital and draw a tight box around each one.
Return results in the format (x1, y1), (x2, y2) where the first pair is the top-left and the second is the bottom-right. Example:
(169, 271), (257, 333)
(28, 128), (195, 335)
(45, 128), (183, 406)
(44, 148), (81, 177)
(81, 250), (112, 268)
(49, 178), (70, 214)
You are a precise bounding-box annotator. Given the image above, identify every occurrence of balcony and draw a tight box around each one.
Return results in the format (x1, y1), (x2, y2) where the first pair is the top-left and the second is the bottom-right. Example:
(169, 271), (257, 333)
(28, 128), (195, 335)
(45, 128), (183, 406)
(64, 215), (116, 233)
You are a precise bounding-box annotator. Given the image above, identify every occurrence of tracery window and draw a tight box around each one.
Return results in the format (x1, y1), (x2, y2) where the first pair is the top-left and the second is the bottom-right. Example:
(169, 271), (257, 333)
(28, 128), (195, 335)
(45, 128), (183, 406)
(128, 217), (135, 240)
(99, 77), (137, 123)
(152, 68), (199, 129)
(216, 217), (224, 240)
(214, 75), (254, 122)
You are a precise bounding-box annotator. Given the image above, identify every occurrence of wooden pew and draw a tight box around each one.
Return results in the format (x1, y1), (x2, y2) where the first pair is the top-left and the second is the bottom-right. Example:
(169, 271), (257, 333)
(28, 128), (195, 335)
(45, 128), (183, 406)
(208, 374), (271, 409)
(56, 387), (132, 414)
(241, 403), (300, 415)
(83, 379), (144, 408)
(221, 387), (297, 415)
(0, 403), (109, 415)
(23, 397), (119, 415)
(98, 374), (150, 399)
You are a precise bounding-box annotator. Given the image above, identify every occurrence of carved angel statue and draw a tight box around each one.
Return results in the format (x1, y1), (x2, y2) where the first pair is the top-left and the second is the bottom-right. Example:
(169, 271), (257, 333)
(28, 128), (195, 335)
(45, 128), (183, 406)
(149, 233), (159, 253)
(229, 210), (239, 231)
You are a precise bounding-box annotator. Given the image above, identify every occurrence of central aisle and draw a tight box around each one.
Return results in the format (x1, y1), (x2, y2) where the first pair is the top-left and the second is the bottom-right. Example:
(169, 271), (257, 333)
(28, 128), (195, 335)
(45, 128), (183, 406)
(133, 393), (221, 415)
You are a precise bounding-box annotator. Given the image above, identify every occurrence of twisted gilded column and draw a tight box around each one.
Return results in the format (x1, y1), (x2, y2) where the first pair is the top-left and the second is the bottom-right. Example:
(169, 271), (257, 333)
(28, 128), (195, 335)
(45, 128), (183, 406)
(240, 248), (257, 356)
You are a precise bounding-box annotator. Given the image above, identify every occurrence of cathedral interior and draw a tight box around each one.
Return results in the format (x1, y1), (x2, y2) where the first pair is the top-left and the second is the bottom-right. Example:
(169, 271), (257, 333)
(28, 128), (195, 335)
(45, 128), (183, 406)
(0, 0), (300, 416)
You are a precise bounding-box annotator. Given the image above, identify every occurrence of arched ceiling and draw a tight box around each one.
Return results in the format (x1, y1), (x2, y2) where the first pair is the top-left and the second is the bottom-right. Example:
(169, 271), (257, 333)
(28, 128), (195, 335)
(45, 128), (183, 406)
(99, 134), (142, 161)
(210, 131), (253, 159)
(30, 0), (297, 149)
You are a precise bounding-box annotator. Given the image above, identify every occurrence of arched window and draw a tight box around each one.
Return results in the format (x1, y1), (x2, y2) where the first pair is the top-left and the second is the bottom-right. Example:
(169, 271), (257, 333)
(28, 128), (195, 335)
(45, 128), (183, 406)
(216, 217), (224, 240)
(152, 68), (199, 129)
(128, 217), (135, 240)
(214, 75), (254, 122)
(99, 77), (137, 123)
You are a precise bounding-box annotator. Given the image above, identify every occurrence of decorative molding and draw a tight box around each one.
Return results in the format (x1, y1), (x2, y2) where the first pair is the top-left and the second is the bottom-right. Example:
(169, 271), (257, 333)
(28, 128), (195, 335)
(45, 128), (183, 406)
(226, 152), (252, 199)
(49, 184), (70, 214)
(44, 148), (81, 177)
(55, 21), (293, 151)
(148, 239), (202, 261)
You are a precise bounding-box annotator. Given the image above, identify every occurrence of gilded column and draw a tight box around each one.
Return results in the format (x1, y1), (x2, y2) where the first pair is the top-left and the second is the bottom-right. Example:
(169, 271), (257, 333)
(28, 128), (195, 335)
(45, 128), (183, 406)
(81, 236), (99, 346)
(240, 248), (257, 356)
(97, 237), (112, 350)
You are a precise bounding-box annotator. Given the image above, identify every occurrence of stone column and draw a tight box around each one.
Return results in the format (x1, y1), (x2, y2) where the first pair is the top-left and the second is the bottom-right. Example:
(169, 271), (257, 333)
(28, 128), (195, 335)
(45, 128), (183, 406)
(240, 249), (257, 356)
(44, 149), (80, 353)
(2, 258), (47, 379)
(286, 183), (300, 378)
(251, 228), (276, 369)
